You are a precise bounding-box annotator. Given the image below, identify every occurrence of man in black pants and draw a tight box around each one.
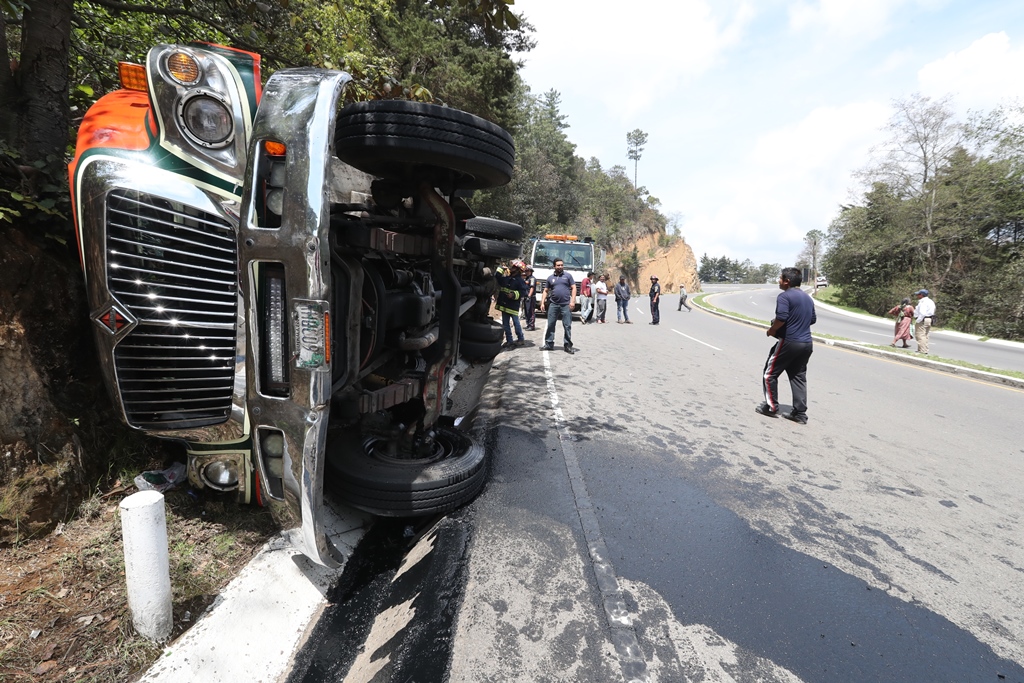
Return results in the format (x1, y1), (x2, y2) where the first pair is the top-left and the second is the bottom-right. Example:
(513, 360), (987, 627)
(756, 267), (816, 424)
(523, 266), (537, 330)
(541, 258), (577, 354)
(649, 275), (661, 325)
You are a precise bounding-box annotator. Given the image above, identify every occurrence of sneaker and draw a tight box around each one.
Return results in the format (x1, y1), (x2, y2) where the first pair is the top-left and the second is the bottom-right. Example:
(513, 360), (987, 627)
(782, 411), (808, 424)
(625, 320), (632, 324)
(754, 403), (778, 418)
(501, 341), (515, 349)
(541, 344), (555, 351)
(516, 339), (525, 346)
(564, 345), (576, 354)
(649, 322), (659, 325)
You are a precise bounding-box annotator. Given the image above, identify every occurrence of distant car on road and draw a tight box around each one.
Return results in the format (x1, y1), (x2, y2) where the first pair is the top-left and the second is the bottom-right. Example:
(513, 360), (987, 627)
(816, 275), (828, 288)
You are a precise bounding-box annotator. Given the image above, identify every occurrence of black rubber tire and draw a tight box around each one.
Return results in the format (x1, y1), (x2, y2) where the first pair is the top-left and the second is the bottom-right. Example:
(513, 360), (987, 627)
(460, 317), (503, 343)
(462, 236), (521, 259)
(327, 426), (487, 517)
(459, 335), (502, 360)
(465, 216), (524, 241)
(335, 101), (514, 190)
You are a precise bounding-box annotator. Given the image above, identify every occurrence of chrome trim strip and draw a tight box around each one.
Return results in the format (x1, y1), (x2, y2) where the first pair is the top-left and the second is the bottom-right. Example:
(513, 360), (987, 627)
(238, 68), (353, 567)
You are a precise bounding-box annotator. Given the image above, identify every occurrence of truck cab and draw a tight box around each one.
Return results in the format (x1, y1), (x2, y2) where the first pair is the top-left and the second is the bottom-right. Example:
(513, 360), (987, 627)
(529, 234), (595, 311)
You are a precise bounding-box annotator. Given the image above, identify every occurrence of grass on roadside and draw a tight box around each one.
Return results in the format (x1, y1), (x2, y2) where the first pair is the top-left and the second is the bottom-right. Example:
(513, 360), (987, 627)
(0, 485), (279, 683)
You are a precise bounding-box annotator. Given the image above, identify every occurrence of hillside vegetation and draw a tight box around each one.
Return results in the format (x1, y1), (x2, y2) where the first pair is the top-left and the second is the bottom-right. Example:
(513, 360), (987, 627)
(823, 95), (1024, 340)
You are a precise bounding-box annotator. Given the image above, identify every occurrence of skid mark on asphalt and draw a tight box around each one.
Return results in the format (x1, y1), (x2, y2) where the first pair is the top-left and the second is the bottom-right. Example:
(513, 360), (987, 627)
(288, 515), (470, 683)
(622, 577), (803, 683)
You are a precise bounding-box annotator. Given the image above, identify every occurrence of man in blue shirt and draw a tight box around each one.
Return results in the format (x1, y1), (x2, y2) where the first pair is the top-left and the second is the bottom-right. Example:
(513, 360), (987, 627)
(756, 267), (816, 424)
(541, 258), (577, 354)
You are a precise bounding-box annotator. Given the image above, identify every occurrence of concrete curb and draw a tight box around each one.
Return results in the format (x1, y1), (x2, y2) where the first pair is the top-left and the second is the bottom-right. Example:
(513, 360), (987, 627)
(138, 502), (369, 682)
(137, 356), (509, 682)
(695, 294), (1024, 391)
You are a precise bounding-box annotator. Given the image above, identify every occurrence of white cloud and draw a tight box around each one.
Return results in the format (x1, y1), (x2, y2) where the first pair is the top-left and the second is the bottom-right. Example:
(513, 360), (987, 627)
(682, 102), (890, 264)
(918, 32), (1024, 112)
(787, 0), (945, 41)
(788, 0), (899, 40)
(515, 0), (755, 120)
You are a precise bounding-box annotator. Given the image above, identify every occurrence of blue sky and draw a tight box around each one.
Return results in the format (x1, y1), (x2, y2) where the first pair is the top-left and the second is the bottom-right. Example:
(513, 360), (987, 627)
(511, 0), (1024, 268)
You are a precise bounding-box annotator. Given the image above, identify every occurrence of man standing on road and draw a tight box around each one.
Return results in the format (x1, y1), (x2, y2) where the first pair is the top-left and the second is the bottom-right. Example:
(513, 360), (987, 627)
(913, 289), (936, 355)
(678, 284), (693, 312)
(649, 275), (661, 325)
(756, 267), (816, 424)
(523, 266), (537, 331)
(541, 258), (577, 354)
(594, 274), (609, 323)
(580, 272), (594, 325)
(615, 275), (632, 323)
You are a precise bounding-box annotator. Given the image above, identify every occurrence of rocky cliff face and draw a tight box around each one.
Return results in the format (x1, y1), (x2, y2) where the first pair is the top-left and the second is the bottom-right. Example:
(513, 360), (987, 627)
(606, 233), (701, 294)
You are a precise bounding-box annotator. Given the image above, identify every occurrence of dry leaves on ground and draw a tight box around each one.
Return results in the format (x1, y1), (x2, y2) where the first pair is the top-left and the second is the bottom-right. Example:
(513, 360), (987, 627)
(0, 485), (278, 682)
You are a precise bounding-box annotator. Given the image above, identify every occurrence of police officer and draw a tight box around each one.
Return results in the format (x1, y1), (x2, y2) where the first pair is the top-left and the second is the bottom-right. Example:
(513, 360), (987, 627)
(649, 275), (661, 325)
(523, 266), (537, 331)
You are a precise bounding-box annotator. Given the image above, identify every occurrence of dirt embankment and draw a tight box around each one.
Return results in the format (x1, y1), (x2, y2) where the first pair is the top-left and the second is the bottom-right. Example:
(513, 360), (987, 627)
(606, 233), (701, 294)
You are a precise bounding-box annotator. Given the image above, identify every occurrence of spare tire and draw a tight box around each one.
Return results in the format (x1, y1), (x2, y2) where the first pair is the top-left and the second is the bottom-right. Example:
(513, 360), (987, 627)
(335, 101), (514, 190)
(460, 317), (504, 343)
(465, 216), (524, 241)
(462, 236), (521, 259)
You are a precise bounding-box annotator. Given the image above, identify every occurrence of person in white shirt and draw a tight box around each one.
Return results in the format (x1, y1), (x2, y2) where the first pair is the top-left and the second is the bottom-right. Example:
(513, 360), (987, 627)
(913, 288), (936, 354)
(594, 275), (609, 323)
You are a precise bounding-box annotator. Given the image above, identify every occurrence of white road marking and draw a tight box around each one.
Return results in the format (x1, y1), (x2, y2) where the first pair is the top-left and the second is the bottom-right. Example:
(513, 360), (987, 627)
(541, 353), (651, 681)
(671, 329), (722, 350)
(858, 330), (892, 337)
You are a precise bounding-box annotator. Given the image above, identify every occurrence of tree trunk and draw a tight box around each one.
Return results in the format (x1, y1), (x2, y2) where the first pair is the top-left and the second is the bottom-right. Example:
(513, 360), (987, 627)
(6, 0), (74, 174)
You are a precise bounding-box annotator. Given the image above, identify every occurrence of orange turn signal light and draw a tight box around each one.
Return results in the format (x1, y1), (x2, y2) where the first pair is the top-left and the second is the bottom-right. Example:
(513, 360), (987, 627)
(118, 62), (148, 92)
(264, 140), (286, 156)
(167, 52), (201, 84)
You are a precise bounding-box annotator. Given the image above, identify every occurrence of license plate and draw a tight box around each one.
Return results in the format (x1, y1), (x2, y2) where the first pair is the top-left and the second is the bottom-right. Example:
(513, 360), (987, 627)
(293, 300), (328, 370)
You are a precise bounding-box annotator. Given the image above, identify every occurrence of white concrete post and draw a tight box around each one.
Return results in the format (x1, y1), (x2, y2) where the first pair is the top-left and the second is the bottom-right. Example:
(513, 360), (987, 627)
(120, 490), (173, 642)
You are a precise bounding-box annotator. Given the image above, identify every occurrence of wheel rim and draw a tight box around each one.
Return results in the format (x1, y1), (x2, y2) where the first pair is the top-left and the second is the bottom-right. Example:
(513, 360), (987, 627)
(362, 429), (462, 466)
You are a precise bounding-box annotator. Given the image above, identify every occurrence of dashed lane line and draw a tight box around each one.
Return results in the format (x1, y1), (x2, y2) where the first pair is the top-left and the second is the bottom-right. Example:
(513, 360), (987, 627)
(671, 329), (722, 350)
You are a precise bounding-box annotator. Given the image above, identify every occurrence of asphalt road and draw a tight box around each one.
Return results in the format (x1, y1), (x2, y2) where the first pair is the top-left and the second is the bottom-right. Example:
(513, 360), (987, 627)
(293, 297), (1024, 682)
(704, 283), (1024, 374)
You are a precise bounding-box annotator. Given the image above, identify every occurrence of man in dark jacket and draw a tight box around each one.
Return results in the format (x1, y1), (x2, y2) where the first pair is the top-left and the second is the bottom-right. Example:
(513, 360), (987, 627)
(523, 266), (537, 331)
(756, 267), (816, 424)
(614, 275), (632, 323)
(648, 275), (661, 325)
